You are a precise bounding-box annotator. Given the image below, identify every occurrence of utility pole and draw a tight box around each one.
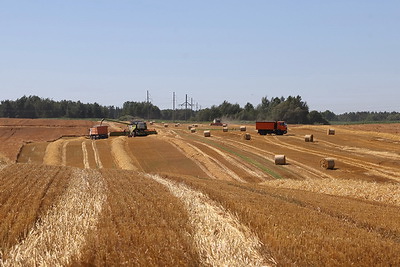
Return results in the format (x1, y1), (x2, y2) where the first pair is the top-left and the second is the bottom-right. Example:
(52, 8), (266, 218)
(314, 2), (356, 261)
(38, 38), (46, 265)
(172, 92), (176, 122)
(146, 90), (150, 120)
(180, 94), (191, 121)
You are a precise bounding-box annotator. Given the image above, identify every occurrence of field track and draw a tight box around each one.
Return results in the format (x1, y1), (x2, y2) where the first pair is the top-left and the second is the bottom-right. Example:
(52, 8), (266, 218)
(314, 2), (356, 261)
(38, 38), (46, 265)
(1, 119), (400, 265)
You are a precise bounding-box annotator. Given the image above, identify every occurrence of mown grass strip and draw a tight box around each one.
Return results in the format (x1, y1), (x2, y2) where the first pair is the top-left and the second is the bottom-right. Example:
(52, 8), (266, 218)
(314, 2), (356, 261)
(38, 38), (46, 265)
(182, 132), (282, 179)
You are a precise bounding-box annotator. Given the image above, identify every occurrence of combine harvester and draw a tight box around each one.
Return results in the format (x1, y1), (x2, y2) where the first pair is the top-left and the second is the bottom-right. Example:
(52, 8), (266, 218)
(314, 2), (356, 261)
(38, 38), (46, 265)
(89, 118), (157, 139)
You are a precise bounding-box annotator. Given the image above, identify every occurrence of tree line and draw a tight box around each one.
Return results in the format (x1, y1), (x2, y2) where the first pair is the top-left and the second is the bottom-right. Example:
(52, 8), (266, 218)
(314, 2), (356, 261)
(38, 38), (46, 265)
(0, 95), (399, 124)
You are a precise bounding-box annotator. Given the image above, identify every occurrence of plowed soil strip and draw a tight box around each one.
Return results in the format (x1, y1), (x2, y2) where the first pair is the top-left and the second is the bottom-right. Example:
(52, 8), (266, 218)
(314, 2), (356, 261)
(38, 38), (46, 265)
(146, 173), (274, 266)
(1, 169), (106, 266)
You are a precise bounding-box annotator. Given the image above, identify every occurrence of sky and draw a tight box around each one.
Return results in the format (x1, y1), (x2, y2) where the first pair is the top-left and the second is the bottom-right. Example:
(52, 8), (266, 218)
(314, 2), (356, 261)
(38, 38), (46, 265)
(1, 0), (399, 114)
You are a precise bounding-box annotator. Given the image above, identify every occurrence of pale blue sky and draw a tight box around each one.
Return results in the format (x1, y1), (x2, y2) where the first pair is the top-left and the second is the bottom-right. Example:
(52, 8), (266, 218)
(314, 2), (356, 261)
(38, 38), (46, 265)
(1, 1), (399, 113)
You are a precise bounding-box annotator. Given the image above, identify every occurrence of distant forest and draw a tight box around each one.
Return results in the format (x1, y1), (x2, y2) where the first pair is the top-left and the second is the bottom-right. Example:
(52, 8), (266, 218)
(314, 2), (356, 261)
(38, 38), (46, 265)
(1, 95), (399, 124)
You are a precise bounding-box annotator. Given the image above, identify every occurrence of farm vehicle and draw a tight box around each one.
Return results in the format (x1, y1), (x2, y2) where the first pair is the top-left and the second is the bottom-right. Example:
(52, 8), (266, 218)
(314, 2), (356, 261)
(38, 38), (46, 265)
(210, 118), (226, 126)
(256, 121), (287, 135)
(89, 125), (109, 139)
(101, 118), (157, 137)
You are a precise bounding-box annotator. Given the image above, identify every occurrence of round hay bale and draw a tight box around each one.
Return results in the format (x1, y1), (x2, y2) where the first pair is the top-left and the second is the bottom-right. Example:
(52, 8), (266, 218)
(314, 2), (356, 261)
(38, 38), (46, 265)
(274, 155), (286, 165)
(204, 130), (211, 137)
(222, 123), (227, 127)
(305, 134), (314, 142)
(175, 123), (180, 127)
(320, 158), (335, 169)
(188, 125), (192, 130)
(193, 124), (198, 127)
(240, 126), (246, 131)
(223, 127), (228, 132)
(164, 124), (168, 127)
(244, 133), (251, 140)
(190, 128), (196, 133)
(327, 129), (335, 135)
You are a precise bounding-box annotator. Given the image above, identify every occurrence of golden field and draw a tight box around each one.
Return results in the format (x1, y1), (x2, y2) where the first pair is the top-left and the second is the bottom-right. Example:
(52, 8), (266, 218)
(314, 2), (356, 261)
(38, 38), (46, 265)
(1, 118), (400, 266)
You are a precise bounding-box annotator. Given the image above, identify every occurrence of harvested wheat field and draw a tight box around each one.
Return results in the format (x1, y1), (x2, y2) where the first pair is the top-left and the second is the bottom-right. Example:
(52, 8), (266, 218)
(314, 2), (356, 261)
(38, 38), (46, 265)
(1, 118), (400, 266)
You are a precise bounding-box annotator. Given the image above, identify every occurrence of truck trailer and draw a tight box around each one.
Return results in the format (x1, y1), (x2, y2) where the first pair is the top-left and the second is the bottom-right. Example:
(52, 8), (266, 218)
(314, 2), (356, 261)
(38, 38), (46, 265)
(256, 121), (287, 135)
(89, 125), (109, 139)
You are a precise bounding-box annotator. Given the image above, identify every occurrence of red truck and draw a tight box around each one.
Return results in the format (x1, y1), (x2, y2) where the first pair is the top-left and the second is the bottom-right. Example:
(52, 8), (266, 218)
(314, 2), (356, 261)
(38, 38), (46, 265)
(256, 121), (287, 135)
(89, 125), (109, 139)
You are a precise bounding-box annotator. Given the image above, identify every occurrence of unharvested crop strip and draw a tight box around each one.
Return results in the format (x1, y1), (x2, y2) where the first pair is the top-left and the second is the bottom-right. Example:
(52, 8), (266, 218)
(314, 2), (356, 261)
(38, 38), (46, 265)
(145, 173), (274, 266)
(1, 169), (106, 266)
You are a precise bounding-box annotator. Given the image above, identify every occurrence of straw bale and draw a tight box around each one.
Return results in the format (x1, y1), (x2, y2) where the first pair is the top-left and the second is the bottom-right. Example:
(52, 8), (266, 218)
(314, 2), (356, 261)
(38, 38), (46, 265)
(327, 129), (335, 135)
(164, 124), (169, 127)
(305, 134), (314, 142)
(223, 127), (228, 132)
(191, 128), (196, 133)
(240, 126), (246, 131)
(188, 125), (192, 130)
(274, 155), (286, 165)
(320, 158), (335, 169)
(204, 130), (211, 137)
(175, 123), (180, 127)
(244, 133), (251, 140)
(222, 123), (227, 127)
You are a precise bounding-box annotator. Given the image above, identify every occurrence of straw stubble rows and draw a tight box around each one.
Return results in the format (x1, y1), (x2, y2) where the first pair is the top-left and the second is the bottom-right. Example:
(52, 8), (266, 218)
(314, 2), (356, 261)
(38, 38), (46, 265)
(1, 120), (400, 265)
